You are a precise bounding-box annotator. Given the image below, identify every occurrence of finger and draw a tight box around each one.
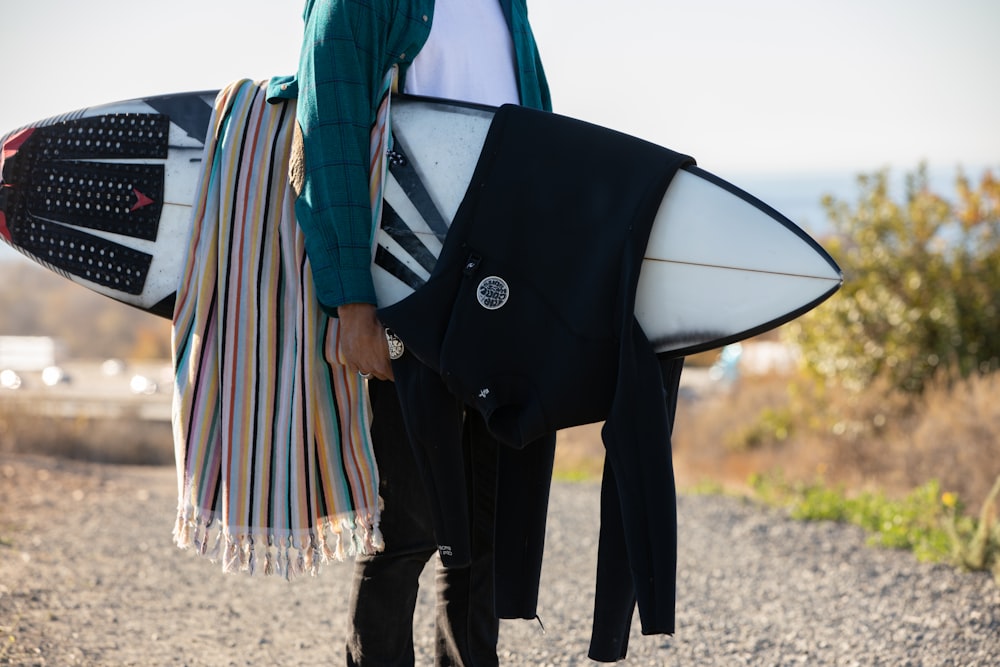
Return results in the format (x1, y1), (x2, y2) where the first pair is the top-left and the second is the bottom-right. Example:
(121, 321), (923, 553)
(370, 356), (394, 382)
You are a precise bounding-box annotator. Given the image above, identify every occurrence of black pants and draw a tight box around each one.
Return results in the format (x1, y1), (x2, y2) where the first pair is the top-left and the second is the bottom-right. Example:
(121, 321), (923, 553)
(346, 380), (500, 667)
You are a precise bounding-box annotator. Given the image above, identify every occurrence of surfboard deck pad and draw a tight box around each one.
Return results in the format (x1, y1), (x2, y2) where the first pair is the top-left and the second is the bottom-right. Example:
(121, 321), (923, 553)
(1, 92), (215, 318)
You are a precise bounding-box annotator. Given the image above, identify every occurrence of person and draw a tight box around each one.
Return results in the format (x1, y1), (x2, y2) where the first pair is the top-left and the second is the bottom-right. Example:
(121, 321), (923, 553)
(284, 1), (552, 664)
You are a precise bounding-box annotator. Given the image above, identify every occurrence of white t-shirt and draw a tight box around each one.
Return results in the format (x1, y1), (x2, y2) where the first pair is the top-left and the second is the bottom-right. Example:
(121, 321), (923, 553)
(404, 0), (520, 106)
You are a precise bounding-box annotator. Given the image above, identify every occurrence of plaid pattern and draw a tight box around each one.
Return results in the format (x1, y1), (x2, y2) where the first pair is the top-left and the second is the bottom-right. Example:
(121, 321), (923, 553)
(293, 0), (550, 312)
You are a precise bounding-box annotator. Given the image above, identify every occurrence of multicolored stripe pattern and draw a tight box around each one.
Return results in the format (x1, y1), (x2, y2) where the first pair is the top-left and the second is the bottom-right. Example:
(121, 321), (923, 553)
(171, 80), (381, 576)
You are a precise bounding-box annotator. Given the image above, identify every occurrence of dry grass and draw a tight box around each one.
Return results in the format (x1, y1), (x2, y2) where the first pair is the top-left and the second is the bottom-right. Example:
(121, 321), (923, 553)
(669, 371), (1000, 512)
(3, 369), (999, 515)
(0, 406), (173, 467)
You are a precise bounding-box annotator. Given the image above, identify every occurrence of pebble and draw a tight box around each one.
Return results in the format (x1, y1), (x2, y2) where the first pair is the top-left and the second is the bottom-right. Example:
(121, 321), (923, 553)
(1, 459), (997, 665)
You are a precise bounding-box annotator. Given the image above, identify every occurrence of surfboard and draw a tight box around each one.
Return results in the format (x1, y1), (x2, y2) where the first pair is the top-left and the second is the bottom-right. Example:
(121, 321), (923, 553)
(0, 91), (215, 318)
(372, 97), (841, 356)
(0, 91), (841, 355)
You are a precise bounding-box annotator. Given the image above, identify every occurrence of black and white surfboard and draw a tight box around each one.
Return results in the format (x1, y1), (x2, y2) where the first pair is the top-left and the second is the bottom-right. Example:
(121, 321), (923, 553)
(374, 97), (841, 355)
(0, 91), (840, 354)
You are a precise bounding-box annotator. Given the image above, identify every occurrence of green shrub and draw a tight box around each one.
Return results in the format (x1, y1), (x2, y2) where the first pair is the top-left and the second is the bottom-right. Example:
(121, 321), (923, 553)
(726, 406), (794, 450)
(787, 165), (1000, 395)
(945, 475), (1000, 581)
(751, 472), (1000, 582)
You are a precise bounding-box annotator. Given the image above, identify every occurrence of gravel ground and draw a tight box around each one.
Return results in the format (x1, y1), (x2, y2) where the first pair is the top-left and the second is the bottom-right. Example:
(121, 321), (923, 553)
(1, 453), (998, 666)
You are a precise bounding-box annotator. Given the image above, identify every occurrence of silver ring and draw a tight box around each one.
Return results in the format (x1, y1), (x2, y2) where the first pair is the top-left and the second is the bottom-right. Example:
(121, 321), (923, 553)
(359, 372), (373, 380)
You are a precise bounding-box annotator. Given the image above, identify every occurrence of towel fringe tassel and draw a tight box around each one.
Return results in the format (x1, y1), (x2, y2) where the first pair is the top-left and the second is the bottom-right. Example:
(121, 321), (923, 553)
(172, 502), (383, 578)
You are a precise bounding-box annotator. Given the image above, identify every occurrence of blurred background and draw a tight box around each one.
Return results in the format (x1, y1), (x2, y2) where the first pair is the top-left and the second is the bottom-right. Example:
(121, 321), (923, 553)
(1, 0), (998, 576)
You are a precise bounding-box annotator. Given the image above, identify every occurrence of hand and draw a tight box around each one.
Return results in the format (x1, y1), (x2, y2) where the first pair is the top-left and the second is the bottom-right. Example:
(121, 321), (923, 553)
(337, 303), (394, 381)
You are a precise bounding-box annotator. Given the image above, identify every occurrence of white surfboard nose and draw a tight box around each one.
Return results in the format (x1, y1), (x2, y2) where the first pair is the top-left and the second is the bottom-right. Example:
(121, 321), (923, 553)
(636, 167), (842, 354)
(649, 169), (841, 280)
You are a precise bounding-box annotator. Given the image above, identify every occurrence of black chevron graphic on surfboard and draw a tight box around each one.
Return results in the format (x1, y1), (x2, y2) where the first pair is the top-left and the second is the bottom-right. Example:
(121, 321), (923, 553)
(145, 94), (214, 144)
(374, 140), (448, 293)
(386, 146), (449, 239)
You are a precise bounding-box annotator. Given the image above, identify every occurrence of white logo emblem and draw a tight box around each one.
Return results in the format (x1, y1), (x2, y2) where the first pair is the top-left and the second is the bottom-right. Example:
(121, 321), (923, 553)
(477, 276), (509, 310)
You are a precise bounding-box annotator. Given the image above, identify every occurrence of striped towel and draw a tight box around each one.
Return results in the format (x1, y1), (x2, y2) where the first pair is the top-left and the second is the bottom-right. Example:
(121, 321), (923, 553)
(171, 79), (384, 577)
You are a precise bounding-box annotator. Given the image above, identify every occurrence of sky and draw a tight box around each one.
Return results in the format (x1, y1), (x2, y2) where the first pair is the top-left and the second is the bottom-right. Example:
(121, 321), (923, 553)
(1, 0), (997, 206)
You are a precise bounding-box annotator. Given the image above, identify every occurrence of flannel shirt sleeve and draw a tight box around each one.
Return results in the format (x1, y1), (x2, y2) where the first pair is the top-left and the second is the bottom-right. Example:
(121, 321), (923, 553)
(295, 0), (393, 311)
(508, 0), (552, 112)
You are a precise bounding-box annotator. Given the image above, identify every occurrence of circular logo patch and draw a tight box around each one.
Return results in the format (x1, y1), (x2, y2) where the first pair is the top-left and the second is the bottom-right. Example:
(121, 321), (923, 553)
(477, 276), (509, 310)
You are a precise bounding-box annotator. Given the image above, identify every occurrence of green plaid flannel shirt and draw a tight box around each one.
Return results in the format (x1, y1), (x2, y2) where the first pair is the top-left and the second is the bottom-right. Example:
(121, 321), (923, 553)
(268, 0), (551, 313)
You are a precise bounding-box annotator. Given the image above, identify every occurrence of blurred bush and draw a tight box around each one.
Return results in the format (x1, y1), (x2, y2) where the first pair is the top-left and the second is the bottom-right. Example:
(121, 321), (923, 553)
(788, 164), (1000, 394)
